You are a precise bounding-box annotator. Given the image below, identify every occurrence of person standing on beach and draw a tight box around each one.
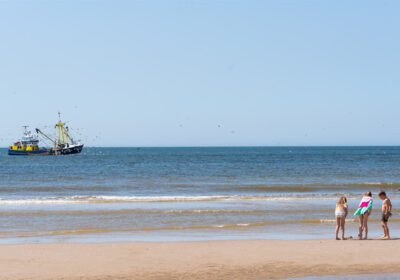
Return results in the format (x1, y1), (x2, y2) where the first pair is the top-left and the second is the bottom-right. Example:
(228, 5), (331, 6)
(354, 192), (373, 240)
(335, 196), (348, 240)
(378, 191), (392, 240)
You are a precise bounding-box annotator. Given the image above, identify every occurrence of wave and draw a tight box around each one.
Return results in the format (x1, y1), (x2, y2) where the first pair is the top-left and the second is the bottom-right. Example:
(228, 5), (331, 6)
(1, 181), (399, 194)
(0, 194), (349, 205)
(237, 182), (400, 192)
(0, 209), (268, 217)
(0, 185), (115, 193)
(0, 207), (397, 217)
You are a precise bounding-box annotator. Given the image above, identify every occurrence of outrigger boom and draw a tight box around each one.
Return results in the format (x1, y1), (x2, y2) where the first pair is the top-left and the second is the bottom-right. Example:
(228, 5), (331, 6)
(35, 128), (56, 146)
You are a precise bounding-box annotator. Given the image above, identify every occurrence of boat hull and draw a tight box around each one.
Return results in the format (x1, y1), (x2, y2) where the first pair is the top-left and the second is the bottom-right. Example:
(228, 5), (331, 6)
(8, 145), (84, 156)
(51, 144), (84, 155)
(8, 149), (50, 156)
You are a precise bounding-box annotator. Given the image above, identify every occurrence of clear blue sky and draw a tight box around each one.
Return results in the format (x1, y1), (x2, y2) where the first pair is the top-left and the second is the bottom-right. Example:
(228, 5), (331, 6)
(1, 0), (399, 147)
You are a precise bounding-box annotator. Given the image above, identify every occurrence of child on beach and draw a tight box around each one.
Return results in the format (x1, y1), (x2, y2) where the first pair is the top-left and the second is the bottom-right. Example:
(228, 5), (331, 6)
(335, 196), (348, 240)
(379, 191), (392, 240)
(354, 192), (373, 240)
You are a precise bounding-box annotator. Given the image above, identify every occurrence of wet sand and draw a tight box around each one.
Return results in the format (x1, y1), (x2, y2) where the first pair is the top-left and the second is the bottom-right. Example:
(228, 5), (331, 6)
(1, 239), (399, 280)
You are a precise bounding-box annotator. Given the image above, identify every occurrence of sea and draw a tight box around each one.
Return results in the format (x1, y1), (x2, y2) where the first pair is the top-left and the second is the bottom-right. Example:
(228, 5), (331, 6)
(0, 147), (399, 243)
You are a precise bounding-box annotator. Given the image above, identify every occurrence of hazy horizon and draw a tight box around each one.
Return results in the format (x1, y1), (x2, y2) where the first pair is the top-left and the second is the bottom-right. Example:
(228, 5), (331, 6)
(3, 145), (400, 149)
(1, 1), (400, 147)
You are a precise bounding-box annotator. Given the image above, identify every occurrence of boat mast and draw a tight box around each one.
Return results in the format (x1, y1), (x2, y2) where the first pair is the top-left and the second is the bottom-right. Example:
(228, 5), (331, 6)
(55, 112), (74, 146)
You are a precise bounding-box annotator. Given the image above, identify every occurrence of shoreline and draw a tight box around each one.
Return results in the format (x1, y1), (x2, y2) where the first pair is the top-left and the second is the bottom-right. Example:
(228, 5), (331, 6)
(1, 239), (399, 280)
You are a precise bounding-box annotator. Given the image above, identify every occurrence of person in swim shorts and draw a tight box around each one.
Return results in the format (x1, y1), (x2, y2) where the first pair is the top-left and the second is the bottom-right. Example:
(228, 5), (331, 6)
(379, 191), (392, 240)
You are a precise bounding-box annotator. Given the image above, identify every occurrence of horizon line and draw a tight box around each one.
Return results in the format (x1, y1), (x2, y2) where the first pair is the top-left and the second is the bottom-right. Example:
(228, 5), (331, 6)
(1, 145), (400, 149)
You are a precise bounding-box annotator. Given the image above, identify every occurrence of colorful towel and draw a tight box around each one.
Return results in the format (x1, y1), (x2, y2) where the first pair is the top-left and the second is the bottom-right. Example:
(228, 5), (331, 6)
(354, 196), (373, 216)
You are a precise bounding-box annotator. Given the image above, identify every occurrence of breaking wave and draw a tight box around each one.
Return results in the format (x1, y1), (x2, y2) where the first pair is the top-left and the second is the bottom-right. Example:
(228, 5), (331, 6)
(0, 194), (346, 205)
(237, 182), (400, 192)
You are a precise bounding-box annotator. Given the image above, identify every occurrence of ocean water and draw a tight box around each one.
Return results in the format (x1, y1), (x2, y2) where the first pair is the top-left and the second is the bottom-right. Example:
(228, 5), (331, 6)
(0, 147), (399, 243)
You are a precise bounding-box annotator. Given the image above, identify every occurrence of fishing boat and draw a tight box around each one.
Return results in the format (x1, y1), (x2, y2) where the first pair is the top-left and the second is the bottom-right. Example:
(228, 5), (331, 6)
(8, 126), (50, 156)
(8, 114), (84, 156)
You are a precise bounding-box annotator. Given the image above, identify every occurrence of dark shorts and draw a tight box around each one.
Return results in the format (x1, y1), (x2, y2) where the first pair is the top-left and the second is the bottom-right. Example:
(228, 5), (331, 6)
(381, 212), (392, 223)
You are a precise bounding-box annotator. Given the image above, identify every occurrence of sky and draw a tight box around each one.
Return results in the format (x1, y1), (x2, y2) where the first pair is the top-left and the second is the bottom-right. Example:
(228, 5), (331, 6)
(0, 0), (399, 147)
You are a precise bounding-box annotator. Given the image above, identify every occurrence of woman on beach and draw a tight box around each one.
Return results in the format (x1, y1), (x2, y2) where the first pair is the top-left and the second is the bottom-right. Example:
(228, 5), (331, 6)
(354, 192), (373, 240)
(335, 196), (348, 240)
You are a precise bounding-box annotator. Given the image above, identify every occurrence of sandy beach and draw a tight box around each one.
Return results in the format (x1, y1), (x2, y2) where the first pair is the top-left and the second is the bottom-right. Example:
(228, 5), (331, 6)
(0, 239), (399, 280)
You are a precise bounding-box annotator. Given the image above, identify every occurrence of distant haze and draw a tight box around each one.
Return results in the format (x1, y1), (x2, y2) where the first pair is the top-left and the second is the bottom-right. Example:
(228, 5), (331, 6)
(1, 1), (399, 147)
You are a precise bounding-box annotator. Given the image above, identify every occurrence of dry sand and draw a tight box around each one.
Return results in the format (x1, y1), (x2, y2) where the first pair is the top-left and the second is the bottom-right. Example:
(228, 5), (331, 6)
(1, 239), (399, 280)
